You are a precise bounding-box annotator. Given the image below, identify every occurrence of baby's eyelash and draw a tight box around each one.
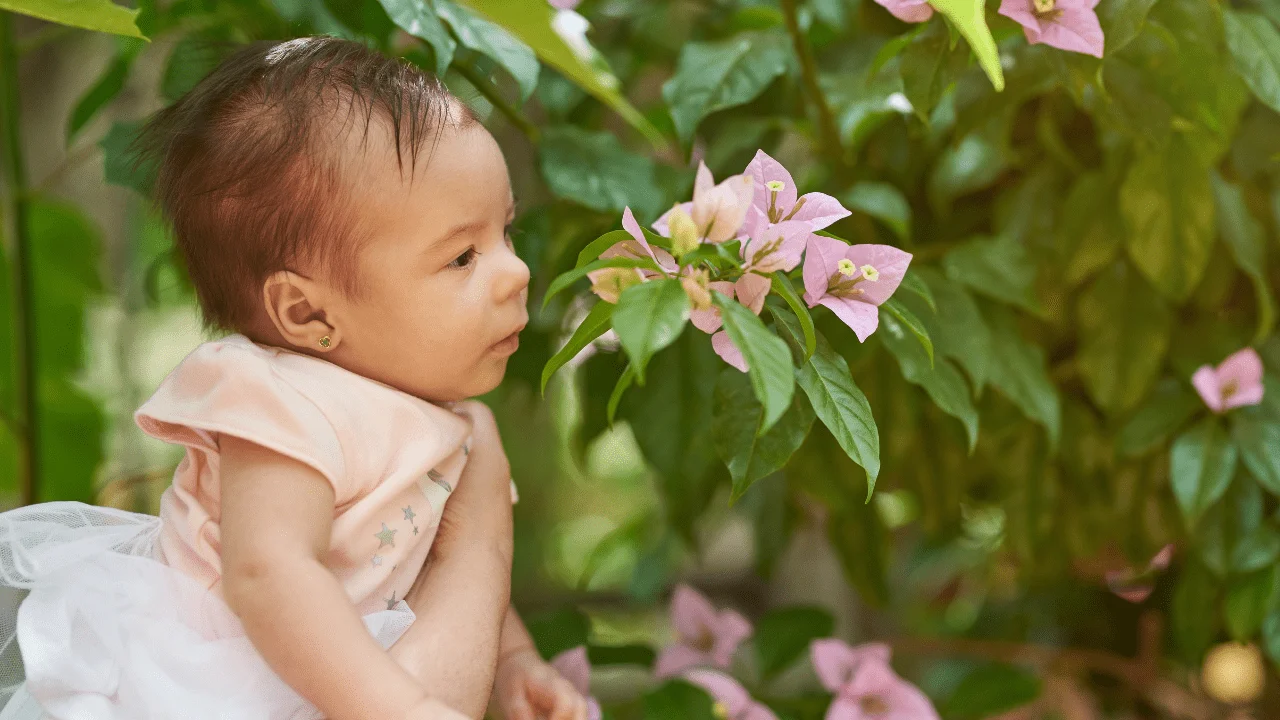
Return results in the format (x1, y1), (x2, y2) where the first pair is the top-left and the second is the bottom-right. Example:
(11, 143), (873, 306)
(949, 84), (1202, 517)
(447, 247), (479, 270)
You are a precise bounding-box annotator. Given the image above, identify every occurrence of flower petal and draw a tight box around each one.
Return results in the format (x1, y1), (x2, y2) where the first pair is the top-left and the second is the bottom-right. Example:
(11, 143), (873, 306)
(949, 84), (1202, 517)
(744, 220), (810, 273)
(877, 0), (934, 22)
(684, 670), (753, 717)
(997, 0), (1040, 31)
(841, 244), (912, 306)
(1217, 348), (1264, 391)
(1192, 365), (1224, 413)
(692, 281), (735, 333)
(744, 702), (781, 720)
(847, 662), (940, 720)
(811, 639), (858, 692)
(654, 201), (695, 237)
(713, 331), (749, 372)
(711, 609), (753, 668)
(820, 296), (880, 342)
(745, 150), (799, 220)
(1033, 7), (1105, 57)
(654, 644), (712, 679)
(586, 698), (603, 720)
(789, 192), (852, 231)
(734, 273), (771, 316)
(621, 206), (677, 272)
(550, 646), (591, 695)
(671, 584), (719, 642)
(825, 697), (862, 720)
(803, 234), (849, 305)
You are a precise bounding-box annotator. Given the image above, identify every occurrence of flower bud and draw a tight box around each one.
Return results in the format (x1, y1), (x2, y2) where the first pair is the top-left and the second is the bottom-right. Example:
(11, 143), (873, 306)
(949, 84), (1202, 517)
(681, 268), (713, 311)
(668, 207), (700, 258)
(588, 267), (642, 304)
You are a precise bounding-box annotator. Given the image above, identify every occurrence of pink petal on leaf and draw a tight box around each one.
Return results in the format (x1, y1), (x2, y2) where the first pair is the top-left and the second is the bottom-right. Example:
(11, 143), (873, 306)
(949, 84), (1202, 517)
(713, 331), (749, 372)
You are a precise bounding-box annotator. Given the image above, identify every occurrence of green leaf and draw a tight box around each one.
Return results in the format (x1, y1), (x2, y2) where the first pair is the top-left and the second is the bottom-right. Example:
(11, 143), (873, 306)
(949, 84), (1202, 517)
(1117, 379), (1201, 457)
(714, 292), (796, 434)
(99, 121), (156, 194)
(943, 235), (1039, 314)
(881, 296), (933, 366)
(775, 311), (881, 495)
(613, 279), (690, 384)
(918, 268), (989, 393)
(770, 273), (816, 362)
(618, 331), (720, 541)
(662, 32), (792, 143)
(752, 607), (835, 680)
(539, 126), (662, 217)
(540, 300), (613, 392)
(900, 16), (970, 122)
(1076, 262), (1173, 415)
(643, 680), (716, 720)
(843, 182), (911, 243)
(1226, 567), (1278, 641)
(926, 0), (1005, 91)
(898, 270), (936, 313)
(941, 664), (1041, 720)
(542, 256), (657, 310)
(1173, 558), (1220, 662)
(1120, 135), (1216, 302)
(1, 0), (143, 37)
(67, 37), (143, 142)
(376, 0), (455, 75)
(1232, 412), (1280, 497)
(985, 306), (1061, 448)
(437, 0), (539, 101)
(525, 607), (590, 660)
(1171, 417), (1238, 530)
(1265, 606), (1280, 671)
(713, 369), (814, 503)
(1098, 0), (1160, 54)
(881, 308), (979, 451)
(606, 363), (635, 425)
(1212, 171), (1275, 343)
(576, 230), (631, 268)
(588, 643), (656, 668)
(458, 0), (665, 146)
(1224, 10), (1280, 115)
(1058, 172), (1123, 287)
(160, 34), (224, 104)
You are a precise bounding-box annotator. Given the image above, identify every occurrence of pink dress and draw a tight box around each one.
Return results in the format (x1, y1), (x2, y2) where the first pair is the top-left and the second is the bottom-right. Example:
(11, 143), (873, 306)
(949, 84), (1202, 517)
(0, 335), (511, 720)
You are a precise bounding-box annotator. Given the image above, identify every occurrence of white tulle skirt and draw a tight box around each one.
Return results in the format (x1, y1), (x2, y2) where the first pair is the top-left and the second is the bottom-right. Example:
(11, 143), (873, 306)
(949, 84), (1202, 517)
(0, 502), (417, 720)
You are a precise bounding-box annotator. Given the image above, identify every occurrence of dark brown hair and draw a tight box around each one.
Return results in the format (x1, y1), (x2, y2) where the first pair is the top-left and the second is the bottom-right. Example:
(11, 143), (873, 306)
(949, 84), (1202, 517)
(134, 36), (477, 333)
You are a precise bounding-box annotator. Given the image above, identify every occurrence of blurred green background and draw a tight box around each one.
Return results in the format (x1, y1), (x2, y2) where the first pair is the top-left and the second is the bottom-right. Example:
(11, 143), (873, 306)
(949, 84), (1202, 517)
(5, 0), (1280, 716)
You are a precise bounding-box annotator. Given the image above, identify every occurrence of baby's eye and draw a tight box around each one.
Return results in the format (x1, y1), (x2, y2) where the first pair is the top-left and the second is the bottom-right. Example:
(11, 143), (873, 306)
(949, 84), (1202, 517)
(447, 247), (478, 270)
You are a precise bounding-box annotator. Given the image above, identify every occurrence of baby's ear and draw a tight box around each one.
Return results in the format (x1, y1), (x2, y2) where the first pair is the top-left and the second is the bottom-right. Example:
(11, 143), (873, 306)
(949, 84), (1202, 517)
(262, 270), (338, 351)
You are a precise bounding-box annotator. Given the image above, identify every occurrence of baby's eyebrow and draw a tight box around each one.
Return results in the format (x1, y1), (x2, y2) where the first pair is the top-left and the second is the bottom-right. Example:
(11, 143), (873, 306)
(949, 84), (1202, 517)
(433, 219), (489, 246)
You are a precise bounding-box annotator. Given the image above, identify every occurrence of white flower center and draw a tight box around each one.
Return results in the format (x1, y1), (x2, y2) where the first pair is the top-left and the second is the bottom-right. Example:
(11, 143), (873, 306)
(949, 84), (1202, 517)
(837, 259), (857, 276)
(861, 264), (880, 281)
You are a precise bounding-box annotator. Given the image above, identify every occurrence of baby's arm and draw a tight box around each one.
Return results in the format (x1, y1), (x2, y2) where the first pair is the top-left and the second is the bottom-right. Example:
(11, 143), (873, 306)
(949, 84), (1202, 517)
(219, 435), (462, 720)
(388, 401), (515, 717)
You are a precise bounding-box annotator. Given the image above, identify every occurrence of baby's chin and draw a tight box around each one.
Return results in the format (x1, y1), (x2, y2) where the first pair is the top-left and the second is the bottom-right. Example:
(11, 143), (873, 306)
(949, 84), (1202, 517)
(418, 357), (510, 404)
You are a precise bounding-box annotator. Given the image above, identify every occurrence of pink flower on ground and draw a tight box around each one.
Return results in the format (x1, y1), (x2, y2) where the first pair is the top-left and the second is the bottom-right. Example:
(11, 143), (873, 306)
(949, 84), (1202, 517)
(654, 585), (753, 678)
(1192, 348), (1265, 414)
(587, 207), (676, 302)
(654, 162), (755, 245)
(550, 646), (603, 720)
(1106, 544), (1175, 604)
(998, 0), (1105, 58)
(802, 236), (911, 342)
(742, 150), (851, 239)
(872, 0), (934, 23)
(689, 275), (770, 373)
(683, 670), (778, 720)
(811, 640), (939, 720)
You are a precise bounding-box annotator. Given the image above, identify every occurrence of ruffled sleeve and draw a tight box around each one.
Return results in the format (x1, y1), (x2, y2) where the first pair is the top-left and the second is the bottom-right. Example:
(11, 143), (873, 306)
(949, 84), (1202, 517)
(134, 339), (347, 498)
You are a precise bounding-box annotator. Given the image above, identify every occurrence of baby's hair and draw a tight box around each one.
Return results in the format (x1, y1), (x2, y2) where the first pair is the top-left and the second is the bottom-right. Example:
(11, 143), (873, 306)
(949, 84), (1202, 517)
(133, 36), (479, 333)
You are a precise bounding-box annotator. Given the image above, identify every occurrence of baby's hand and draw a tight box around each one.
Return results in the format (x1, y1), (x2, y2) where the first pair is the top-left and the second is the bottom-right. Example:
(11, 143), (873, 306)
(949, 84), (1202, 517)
(492, 648), (589, 720)
(400, 696), (471, 720)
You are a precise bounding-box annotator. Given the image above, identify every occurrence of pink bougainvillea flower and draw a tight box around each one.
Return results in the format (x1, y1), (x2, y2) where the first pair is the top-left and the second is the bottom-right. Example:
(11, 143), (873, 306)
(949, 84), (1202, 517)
(811, 640), (892, 692)
(802, 236), (911, 342)
(742, 150), (851, 238)
(811, 642), (939, 720)
(654, 162), (755, 245)
(872, 0), (934, 23)
(1106, 545), (1175, 604)
(587, 207), (676, 302)
(684, 670), (778, 720)
(998, 0), (1105, 58)
(654, 584), (753, 678)
(1192, 348), (1265, 414)
(740, 220), (811, 275)
(688, 275), (770, 373)
(550, 646), (604, 720)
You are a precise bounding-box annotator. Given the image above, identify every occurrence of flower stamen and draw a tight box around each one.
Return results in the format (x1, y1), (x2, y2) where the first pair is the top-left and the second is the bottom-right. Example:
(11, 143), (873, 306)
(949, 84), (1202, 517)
(837, 259), (857, 276)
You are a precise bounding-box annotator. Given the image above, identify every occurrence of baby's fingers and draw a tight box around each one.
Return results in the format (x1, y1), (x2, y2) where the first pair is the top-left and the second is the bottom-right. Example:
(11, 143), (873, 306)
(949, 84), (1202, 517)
(529, 675), (586, 720)
(501, 690), (536, 720)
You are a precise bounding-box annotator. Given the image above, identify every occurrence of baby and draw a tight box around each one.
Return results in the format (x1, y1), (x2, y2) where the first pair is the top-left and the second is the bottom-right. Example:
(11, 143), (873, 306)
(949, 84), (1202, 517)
(0, 37), (587, 720)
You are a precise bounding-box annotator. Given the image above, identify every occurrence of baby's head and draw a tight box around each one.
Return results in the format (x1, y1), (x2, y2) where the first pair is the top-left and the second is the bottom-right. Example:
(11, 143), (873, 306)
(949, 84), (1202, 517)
(137, 37), (530, 403)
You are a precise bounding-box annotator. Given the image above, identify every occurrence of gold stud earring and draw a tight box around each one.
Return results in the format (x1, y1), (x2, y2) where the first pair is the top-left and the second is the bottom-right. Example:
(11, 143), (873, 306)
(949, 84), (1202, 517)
(319, 335), (332, 349)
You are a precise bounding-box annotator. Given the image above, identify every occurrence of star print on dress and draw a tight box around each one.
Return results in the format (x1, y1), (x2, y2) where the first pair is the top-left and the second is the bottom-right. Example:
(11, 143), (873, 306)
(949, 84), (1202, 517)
(371, 555), (383, 568)
(375, 522), (397, 549)
(428, 468), (452, 493)
(403, 505), (420, 536)
(462, 442), (470, 457)
(385, 590), (398, 611)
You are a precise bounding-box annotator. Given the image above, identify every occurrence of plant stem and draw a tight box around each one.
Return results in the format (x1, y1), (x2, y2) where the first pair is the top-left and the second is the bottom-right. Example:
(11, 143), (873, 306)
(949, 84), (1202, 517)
(779, 0), (845, 171)
(0, 13), (39, 506)
(451, 59), (540, 144)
